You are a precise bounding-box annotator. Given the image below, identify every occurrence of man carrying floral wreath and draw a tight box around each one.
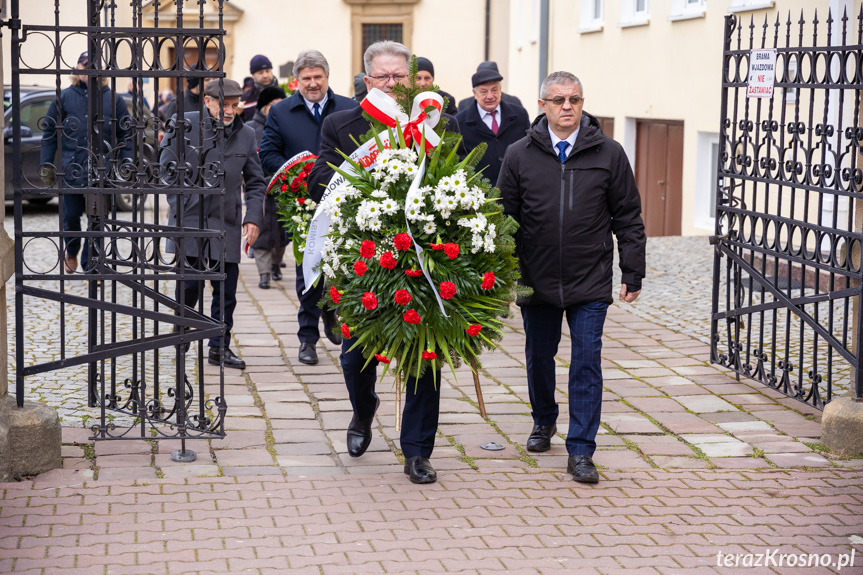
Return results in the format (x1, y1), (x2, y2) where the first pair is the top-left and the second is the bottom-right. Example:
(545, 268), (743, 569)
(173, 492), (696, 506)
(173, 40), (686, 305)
(307, 40), (463, 485)
(498, 71), (646, 484)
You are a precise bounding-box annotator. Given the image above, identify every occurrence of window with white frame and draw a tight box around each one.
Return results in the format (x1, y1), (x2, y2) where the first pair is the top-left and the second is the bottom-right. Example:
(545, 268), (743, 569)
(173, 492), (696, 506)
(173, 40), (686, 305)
(728, 0), (775, 13)
(695, 131), (723, 231)
(669, 0), (706, 21)
(580, 0), (603, 33)
(530, 0), (539, 44)
(620, 0), (649, 28)
(784, 54), (798, 104)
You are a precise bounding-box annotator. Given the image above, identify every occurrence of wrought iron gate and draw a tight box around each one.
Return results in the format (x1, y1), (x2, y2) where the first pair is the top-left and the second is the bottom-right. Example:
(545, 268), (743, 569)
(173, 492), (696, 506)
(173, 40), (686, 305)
(9, 0), (231, 456)
(711, 9), (863, 410)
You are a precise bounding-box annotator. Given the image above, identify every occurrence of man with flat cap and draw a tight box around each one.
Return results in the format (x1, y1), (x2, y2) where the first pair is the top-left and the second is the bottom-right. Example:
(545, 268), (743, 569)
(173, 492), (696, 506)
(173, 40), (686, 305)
(455, 65), (529, 184)
(242, 54), (279, 122)
(160, 79), (265, 370)
(458, 61), (523, 112)
(415, 57), (458, 116)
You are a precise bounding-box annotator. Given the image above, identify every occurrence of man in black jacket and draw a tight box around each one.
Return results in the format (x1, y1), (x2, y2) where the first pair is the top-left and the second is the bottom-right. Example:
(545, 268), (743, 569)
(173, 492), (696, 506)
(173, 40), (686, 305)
(497, 71), (646, 484)
(258, 49), (358, 365)
(455, 67), (529, 185)
(307, 40), (462, 485)
(241, 54), (279, 122)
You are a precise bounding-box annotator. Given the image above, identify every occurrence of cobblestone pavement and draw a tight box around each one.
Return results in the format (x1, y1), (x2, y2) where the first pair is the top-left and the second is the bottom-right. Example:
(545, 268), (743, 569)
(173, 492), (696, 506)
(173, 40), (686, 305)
(3, 205), (863, 574)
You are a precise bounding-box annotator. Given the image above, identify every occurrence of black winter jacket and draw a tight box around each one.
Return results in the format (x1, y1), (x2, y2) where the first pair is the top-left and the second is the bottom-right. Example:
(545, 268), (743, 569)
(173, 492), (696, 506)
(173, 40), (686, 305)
(497, 112), (645, 308)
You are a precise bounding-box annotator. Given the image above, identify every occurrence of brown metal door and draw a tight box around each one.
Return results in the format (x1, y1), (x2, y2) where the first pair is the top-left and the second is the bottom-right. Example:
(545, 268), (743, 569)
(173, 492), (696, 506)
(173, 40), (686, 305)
(635, 119), (683, 237)
(596, 116), (615, 139)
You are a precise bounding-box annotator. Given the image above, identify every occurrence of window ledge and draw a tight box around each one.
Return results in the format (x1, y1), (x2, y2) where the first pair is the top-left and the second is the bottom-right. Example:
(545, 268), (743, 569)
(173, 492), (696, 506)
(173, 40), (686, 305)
(668, 11), (705, 22)
(579, 23), (603, 34)
(619, 17), (649, 29)
(728, 1), (774, 14)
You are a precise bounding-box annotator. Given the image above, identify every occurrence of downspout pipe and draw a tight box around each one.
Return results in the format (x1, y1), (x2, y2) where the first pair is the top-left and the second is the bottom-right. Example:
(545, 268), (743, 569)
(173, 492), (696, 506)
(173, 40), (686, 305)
(539, 0), (549, 87)
(484, 0), (490, 62)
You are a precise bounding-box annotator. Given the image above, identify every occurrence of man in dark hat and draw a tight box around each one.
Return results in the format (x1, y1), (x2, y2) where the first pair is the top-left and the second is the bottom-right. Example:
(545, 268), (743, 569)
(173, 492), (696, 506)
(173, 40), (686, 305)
(457, 61), (523, 112)
(353, 72), (368, 102)
(242, 54), (279, 122)
(160, 78), (266, 370)
(415, 57), (458, 116)
(455, 65), (529, 184)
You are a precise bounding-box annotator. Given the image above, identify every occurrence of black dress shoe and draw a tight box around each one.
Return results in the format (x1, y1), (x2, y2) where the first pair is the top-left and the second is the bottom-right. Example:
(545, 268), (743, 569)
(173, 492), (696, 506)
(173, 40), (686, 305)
(347, 398), (379, 457)
(298, 342), (318, 365)
(567, 454), (599, 484)
(321, 307), (342, 345)
(259, 273), (270, 289)
(208, 347), (246, 370)
(404, 456), (437, 484)
(280, 262), (286, 268)
(271, 264), (282, 281)
(526, 424), (557, 452)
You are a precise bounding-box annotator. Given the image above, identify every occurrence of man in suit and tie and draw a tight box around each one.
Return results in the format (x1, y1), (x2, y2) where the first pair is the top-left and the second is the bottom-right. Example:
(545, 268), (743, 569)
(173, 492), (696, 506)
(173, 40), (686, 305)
(455, 66), (529, 185)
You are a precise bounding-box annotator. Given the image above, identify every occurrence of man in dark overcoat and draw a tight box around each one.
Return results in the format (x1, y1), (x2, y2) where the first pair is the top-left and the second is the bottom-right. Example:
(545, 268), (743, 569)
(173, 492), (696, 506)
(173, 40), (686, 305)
(498, 71), (646, 484)
(258, 49), (357, 365)
(160, 79), (265, 370)
(455, 67), (529, 185)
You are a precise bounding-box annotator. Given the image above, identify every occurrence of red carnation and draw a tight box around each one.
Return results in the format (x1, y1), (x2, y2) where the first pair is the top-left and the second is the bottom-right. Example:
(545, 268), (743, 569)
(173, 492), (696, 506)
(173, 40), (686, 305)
(281, 183), (288, 192)
(481, 272), (496, 290)
(403, 310), (422, 325)
(394, 233), (412, 251)
(353, 260), (367, 276)
(303, 162), (314, 174)
(330, 286), (341, 304)
(360, 240), (376, 259)
(431, 243), (445, 251)
(466, 324), (482, 337)
(289, 180), (300, 192)
(341, 323), (351, 339)
(297, 197), (306, 205)
(379, 251), (397, 270)
(422, 350), (437, 361)
(444, 243), (460, 260)
(439, 281), (457, 300)
(362, 292), (378, 310)
(405, 269), (423, 278)
(375, 353), (391, 364)
(394, 289), (412, 305)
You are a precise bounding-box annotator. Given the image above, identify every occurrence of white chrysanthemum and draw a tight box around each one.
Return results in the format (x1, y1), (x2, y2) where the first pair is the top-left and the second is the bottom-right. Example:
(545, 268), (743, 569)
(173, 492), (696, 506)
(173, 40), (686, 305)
(368, 219), (382, 231)
(450, 169), (467, 190)
(423, 221), (437, 235)
(322, 263), (335, 278)
(359, 200), (382, 219)
(406, 205), (425, 221)
(381, 197), (400, 215)
(371, 189), (389, 198)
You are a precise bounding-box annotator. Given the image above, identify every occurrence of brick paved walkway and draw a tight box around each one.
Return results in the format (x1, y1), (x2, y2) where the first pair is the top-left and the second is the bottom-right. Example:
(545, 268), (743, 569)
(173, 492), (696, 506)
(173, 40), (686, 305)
(3, 245), (863, 574)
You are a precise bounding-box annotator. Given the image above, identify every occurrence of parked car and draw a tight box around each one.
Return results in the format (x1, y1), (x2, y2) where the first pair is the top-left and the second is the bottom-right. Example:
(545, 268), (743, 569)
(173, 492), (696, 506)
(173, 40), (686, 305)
(3, 85), (158, 210)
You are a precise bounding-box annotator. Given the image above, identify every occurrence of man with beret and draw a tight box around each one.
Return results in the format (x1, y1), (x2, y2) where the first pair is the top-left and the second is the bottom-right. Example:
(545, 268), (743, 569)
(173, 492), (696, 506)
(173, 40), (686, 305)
(160, 79), (266, 370)
(259, 49), (357, 365)
(248, 86), (288, 289)
(455, 65), (529, 185)
(241, 54), (279, 122)
(415, 57), (458, 116)
(457, 61), (523, 112)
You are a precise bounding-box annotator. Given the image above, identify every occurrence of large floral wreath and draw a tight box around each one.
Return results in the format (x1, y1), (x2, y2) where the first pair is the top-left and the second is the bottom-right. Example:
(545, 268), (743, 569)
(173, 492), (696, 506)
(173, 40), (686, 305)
(267, 152), (318, 264)
(311, 65), (522, 384)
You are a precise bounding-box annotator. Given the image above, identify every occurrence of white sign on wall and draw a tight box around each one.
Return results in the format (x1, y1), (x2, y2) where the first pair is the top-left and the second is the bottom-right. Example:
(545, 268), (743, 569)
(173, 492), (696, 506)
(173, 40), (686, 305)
(747, 49), (776, 98)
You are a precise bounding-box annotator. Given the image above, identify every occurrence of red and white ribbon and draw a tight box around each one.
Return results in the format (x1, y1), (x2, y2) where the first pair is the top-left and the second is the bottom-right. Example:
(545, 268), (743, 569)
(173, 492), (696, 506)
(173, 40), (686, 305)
(360, 88), (443, 152)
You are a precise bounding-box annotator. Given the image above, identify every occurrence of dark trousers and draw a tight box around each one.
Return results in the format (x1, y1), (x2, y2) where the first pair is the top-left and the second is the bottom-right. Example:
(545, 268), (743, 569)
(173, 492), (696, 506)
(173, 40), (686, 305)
(521, 301), (609, 456)
(296, 263), (324, 344)
(341, 336), (441, 458)
(63, 193), (89, 271)
(176, 259), (239, 348)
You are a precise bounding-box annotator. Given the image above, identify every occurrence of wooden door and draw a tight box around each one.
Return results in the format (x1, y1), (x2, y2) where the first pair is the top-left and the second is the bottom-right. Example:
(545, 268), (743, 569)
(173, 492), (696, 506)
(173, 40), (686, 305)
(597, 116), (615, 139)
(635, 119), (683, 237)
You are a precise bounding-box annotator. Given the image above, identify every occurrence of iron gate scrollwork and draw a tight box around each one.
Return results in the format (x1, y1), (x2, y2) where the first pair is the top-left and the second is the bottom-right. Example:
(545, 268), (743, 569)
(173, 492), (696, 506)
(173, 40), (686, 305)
(10, 0), (233, 453)
(711, 9), (863, 410)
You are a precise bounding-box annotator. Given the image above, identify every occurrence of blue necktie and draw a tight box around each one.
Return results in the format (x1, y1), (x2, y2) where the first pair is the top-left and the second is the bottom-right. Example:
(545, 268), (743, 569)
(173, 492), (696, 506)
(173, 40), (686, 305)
(556, 141), (568, 164)
(313, 102), (321, 123)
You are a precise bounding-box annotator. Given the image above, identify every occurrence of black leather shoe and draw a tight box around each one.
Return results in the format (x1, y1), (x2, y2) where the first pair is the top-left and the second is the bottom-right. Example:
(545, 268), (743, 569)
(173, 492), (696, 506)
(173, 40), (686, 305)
(208, 347), (246, 370)
(567, 454), (599, 484)
(280, 262), (286, 268)
(526, 424), (557, 452)
(298, 342), (318, 365)
(322, 307), (342, 345)
(271, 264), (282, 281)
(404, 456), (437, 484)
(258, 273), (270, 289)
(347, 398), (379, 457)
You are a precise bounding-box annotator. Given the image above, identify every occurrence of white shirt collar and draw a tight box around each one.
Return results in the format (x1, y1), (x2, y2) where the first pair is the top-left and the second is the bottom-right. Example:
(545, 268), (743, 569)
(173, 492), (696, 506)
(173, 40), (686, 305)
(304, 94), (328, 115)
(478, 103), (501, 129)
(548, 125), (579, 159)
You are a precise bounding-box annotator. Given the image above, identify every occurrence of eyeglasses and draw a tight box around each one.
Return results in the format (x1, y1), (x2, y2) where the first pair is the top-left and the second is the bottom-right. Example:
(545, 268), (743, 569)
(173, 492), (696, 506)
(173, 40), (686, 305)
(543, 96), (583, 107)
(368, 74), (408, 83)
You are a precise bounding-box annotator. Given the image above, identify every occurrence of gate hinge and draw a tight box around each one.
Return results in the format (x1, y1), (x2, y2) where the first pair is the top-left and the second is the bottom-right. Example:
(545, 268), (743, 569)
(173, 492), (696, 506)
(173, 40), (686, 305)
(708, 233), (730, 254)
(0, 18), (21, 30)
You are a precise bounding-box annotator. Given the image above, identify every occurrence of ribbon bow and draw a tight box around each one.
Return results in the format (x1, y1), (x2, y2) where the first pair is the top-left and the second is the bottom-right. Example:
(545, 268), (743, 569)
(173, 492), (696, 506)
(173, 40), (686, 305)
(361, 88), (444, 152)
